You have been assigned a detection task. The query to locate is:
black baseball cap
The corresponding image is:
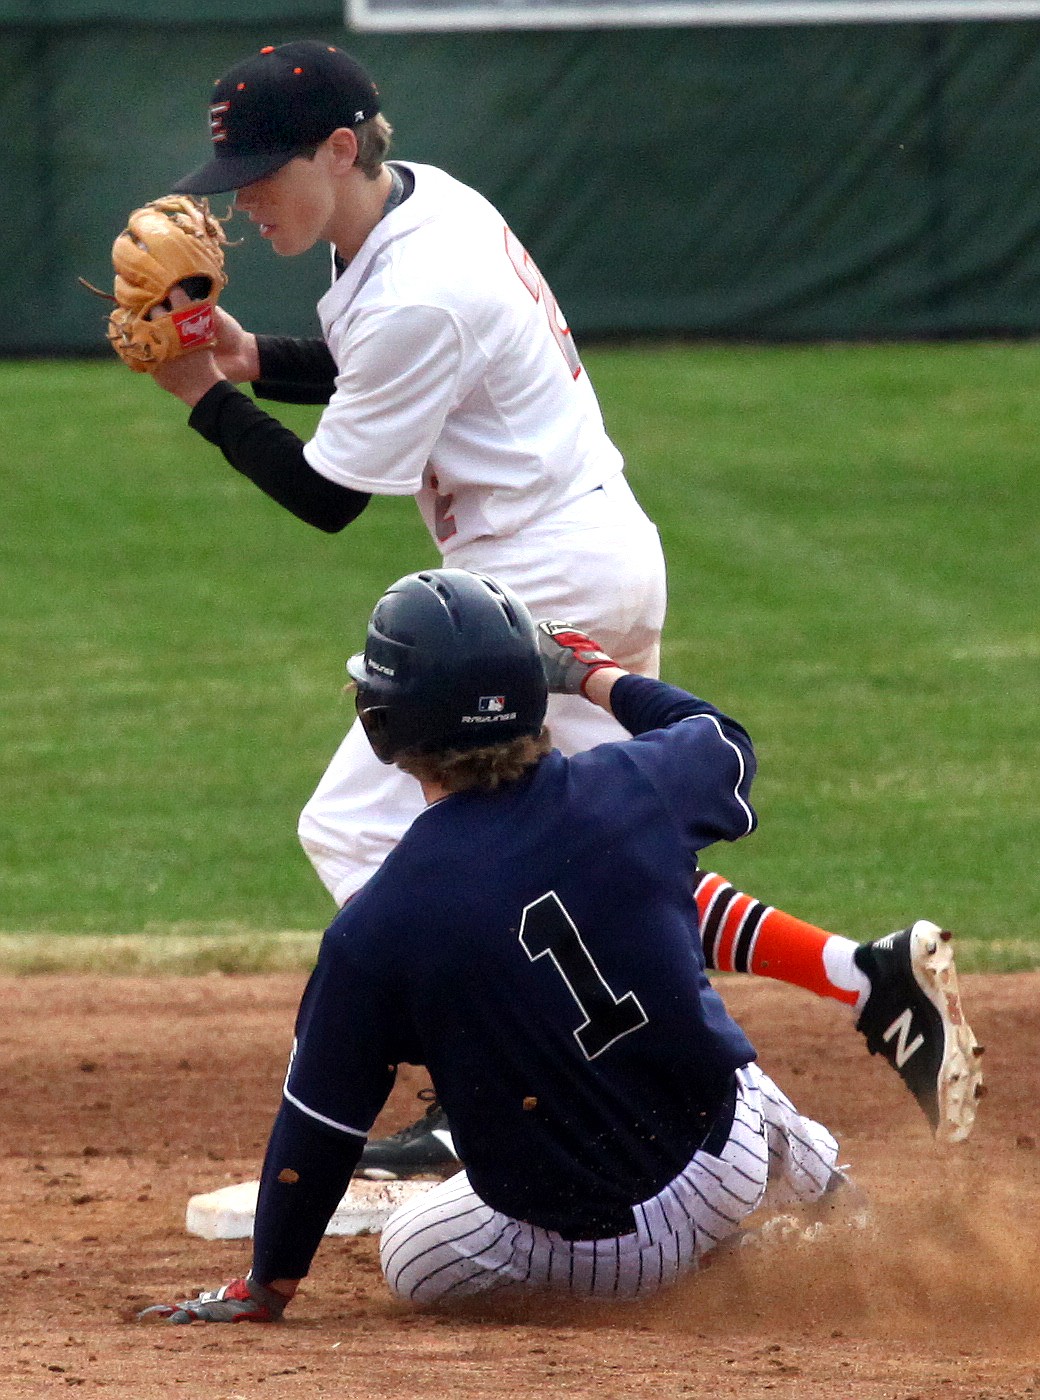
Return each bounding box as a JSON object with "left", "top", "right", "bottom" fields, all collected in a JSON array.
[{"left": 173, "top": 41, "right": 380, "bottom": 195}]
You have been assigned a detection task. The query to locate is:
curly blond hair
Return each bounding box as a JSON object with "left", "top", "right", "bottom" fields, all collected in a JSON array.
[{"left": 396, "top": 728, "right": 552, "bottom": 794}]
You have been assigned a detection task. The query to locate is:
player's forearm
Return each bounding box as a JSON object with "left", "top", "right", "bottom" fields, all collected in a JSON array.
[
  {"left": 250, "top": 1101, "right": 365, "bottom": 1289},
  {"left": 258, "top": 1275, "right": 300, "bottom": 1302},
  {"left": 188, "top": 382, "right": 371, "bottom": 531},
  {"left": 582, "top": 665, "right": 626, "bottom": 711},
  {"left": 151, "top": 351, "right": 227, "bottom": 408},
  {"left": 608, "top": 673, "right": 755, "bottom": 750}
]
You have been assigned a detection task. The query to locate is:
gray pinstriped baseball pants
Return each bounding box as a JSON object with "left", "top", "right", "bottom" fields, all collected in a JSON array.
[{"left": 378, "top": 1062, "right": 839, "bottom": 1305}]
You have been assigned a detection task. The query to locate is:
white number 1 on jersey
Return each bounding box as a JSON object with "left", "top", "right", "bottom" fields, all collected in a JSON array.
[{"left": 519, "top": 890, "right": 649, "bottom": 1060}]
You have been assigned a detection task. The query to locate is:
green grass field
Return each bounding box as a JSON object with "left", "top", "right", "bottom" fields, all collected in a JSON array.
[{"left": 2, "top": 346, "right": 1038, "bottom": 971}]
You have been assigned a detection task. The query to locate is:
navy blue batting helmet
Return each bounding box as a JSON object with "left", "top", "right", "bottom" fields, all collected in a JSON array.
[{"left": 347, "top": 569, "right": 549, "bottom": 764}]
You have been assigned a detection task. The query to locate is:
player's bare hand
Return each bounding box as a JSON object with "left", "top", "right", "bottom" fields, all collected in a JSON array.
[
  {"left": 150, "top": 346, "right": 225, "bottom": 406},
  {"left": 537, "top": 621, "right": 622, "bottom": 696},
  {"left": 210, "top": 306, "right": 261, "bottom": 383},
  {"left": 137, "top": 1275, "right": 287, "bottom": 1324}
]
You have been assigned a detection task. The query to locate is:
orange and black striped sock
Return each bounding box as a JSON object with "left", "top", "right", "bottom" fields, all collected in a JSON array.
[{"left": 693, "top": 870, "right": 864, "bottom": 1008}]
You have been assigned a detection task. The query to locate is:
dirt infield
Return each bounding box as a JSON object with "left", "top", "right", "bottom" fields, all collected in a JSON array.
[{"left": 2, "top": 971, "right": 1038, "bottom": 1399}]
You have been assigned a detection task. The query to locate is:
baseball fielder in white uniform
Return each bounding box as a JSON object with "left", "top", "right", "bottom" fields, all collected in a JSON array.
[
  {"left": 161, "top": 41, "right": 666, "bottom": 908},
  {"left": 147, "top": 41, "right": 982, "bottom": 1153},
  {"left": 297, "top": 160, "right": 666, "bottom": 903}
]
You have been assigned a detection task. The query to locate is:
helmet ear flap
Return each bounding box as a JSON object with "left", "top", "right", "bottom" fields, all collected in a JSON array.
[{"left": 355, "top": 702, "right": 394, "bottom": 763}]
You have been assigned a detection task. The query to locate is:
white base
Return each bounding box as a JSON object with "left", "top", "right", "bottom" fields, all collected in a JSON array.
[{"left": 185, "top": 1177, "right": 436, "bottom": 1240}]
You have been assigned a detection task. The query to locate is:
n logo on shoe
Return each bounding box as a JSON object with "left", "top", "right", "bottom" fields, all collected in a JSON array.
[{"left": 882, "top": 1009, "right": 924, "bottom": 1067}]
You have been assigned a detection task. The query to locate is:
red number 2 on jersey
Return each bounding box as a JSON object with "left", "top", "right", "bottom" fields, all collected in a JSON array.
[
  {"left": 424, "top": 468, "right": 458, "bottom": 544},
  {"left": 504, "top": 227, "right": 583, "bottom": 381}
]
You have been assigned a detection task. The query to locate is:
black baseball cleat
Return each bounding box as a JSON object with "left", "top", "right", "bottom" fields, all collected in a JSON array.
[
  {"left": 854, "top": 920, "right": 984, "bottom": 1144},
  {"left": 357, "top": 1091, "right": 460, "bottom": 1181}
]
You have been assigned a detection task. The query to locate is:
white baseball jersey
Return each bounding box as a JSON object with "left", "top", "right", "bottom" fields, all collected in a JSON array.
[
  {"left": 297, "top": 163, "right": 668, "bottom": 906},
  {"left": 303, "top": 162, "right": 624, "bottom": 552}
]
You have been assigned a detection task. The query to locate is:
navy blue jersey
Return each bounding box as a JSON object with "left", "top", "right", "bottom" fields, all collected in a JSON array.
[{"left": 276, "top": 676, "right": 759, "bottom": 1242}]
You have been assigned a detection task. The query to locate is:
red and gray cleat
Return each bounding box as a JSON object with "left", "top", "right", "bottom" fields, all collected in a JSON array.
[{"left": 854, "top": 920, "right": 985, "bottom": 1144}]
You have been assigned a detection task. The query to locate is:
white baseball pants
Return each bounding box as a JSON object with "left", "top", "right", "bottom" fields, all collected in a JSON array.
[
  {"left": 299, "top": 476, "right": 667, "bottom": 906},
  {"left": 378, "top": 1063, "right": 839, "bottom": 1306}
]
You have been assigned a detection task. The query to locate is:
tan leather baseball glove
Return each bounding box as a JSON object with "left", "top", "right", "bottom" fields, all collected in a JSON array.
[{"left": 103, "top": 195, "right": 229, "bottom": 373}]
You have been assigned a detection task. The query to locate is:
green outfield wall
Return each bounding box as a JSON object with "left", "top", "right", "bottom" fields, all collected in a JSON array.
[{"left": 5, "top": 7, "right": 1040, "bottom": 348}]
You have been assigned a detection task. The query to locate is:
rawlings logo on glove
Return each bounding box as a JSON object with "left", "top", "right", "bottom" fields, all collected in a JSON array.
[{"left": 80, "top": 194, "right": 229, "bottom": 373}]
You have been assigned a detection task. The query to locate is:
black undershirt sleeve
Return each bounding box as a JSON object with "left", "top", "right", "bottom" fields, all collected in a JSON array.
[
  {"left": 252, "top": 334, "right": 337, "bottom": 405},
  {"left": 187, "top": 380, "right": 370, "bottom": 533}
]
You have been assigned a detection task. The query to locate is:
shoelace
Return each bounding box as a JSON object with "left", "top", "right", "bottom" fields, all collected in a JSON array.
[{"left": 383, "top": 1089, "right": 442, "bottom": 1143}]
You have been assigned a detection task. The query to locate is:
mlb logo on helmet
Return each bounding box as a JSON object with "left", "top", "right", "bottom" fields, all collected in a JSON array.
[{"left": 478, "top": 696, "right": 505, "bottom": 713}]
